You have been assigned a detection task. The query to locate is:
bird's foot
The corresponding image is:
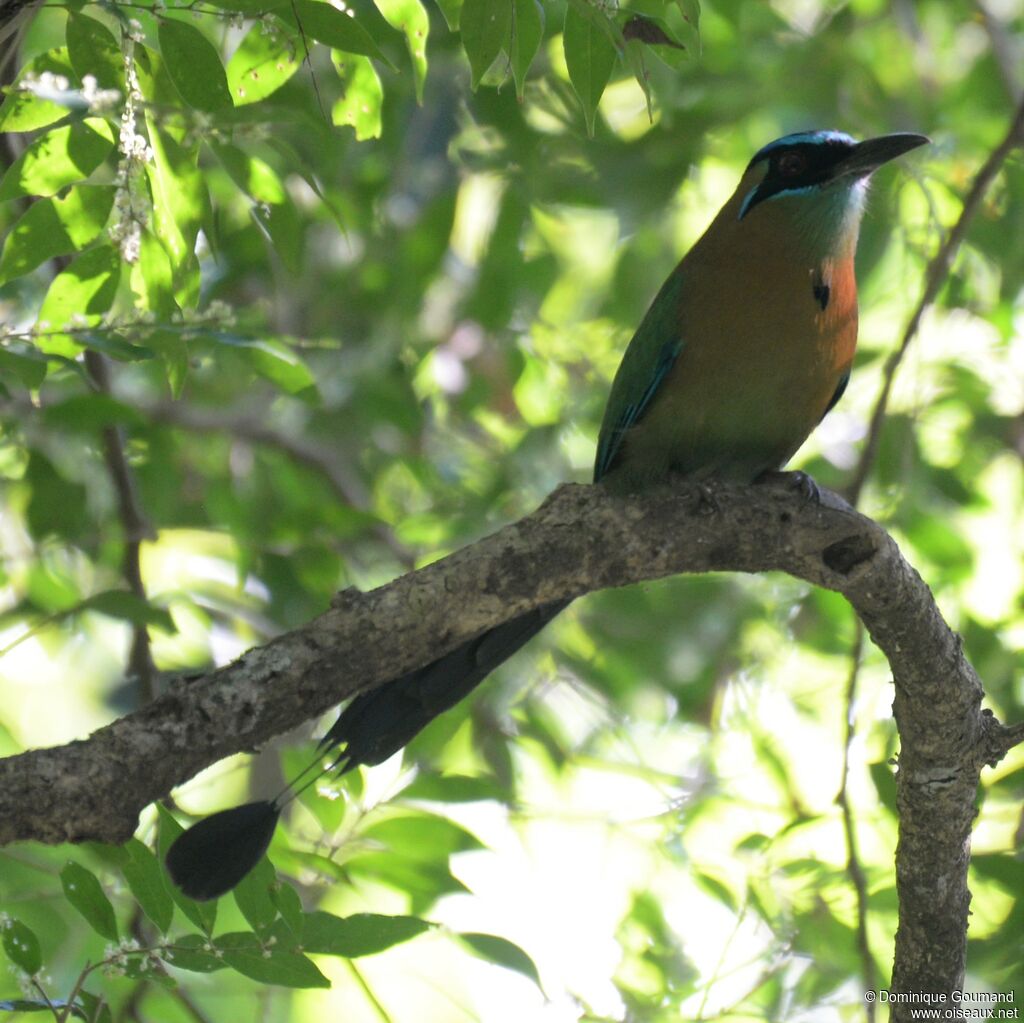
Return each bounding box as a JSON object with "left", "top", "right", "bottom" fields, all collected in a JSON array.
[{"left": 755, "top": 469, "right": 821, "bottom": 505}]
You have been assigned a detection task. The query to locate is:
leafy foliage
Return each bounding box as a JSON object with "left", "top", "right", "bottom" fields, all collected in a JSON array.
[{"left": 0, "top": 0, "right": 1022, "bottom": 1019}]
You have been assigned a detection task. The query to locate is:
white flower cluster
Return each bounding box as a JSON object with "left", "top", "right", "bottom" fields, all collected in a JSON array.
[
  {"left": 21, "top": 69, "right": 69, "bottom": 91},
  {"left": 108, "top": 28, "right": 153, "bottom": 264},
  {"left": 7, "top": 963, "right": 50, "bottom": 998},
  {"left": 80, "top": 74, "right": 121, "bottom": 110},
  {"left": 259, "top": 18, "right": 284, "bottom": 41},
  {"left": 102, "top": 937, "right": 143, "bottom": 977},
  {"left": 176, "top": 299, "right": 236, "bottom": 325},
  {"left": 17, "top": 70, "right": 120, "bottom": 111}
]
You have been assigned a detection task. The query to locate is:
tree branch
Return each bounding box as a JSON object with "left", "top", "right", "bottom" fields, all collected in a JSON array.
[{"left": 0, "top": 479, "right": 1019, "bottom": 1003}]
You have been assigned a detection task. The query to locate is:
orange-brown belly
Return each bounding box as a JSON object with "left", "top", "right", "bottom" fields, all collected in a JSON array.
[{"left": 616, "top": 254, "right": 857, "bottom": 485}]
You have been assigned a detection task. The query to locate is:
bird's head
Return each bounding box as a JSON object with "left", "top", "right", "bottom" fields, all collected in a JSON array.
[{"left": 732, "top": 130, "right": 929, "bottom": 256}]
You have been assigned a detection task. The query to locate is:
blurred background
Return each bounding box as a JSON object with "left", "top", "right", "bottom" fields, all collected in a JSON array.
[{"left": 0, "top": 0, "right": 1022, "bottom": 1019}]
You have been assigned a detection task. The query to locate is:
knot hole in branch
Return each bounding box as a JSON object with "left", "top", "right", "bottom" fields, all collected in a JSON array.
[{"left": 822, "top": 533, "right": 876, "bottom": 575}]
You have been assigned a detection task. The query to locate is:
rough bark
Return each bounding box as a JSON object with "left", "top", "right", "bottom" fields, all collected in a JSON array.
[{"left": 0, "top": 478, "right": 1020, "bottom": 1009}]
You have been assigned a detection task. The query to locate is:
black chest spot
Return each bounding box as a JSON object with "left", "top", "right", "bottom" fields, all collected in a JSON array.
[{"left": 812, "top": 280, "right": 830, "bottom": 311}]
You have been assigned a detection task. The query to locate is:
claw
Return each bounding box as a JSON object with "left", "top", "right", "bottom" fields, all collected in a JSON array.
[{"left": 755, "top": 469, "right": 821, "bottom": 505}]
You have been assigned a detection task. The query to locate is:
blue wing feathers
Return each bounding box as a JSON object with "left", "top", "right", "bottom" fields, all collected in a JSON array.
[{"left": 594, "top": 337, "right": 682, "bottom": 481}]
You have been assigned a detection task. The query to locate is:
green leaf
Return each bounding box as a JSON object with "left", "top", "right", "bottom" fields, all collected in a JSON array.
[
  {"left": 134, "top": 46, "right": 204, "bottom": 306},
  {"left": 211, "top": 336, "right": 317, "bottom": 394},
  {"left": 433, "top": 0, "right": 462, "bottom": 31},
  {"left": 81, "top": 589, "right": 175, "bottom": 632},
  {"left": 164, "top": 933, "right": 227, "bottom": 973},
  {"left": 511, "top": 0, "right": 542, "bottom": 100},
  {"left": 25, "top": 452, "right": 89, "bottom": 541},
  {"left": 0, "top": 347, "right": 48, "bottom": 389},
  {"left": 694, "top": 871, "right": 739, "bottom": 912},
  {"left": 233, "top": 858, "right": 278, "bottom": 935},
  {"left": 347, "top": 0, "right": 407, "bottom": 48},
  {"left": 360, "top": 812, "right": 484, "bottom": 860},
  {"left": 251, "top": 192, "right": 303, "bottom": 274},
  {"left": 281, "top": 1, "right": 388, "bottom": 62},
  {"left": 460, "top": 0, "right": 511, "bottom": 88},
  {"left": 622, "top": 13, "right": 688, "bottom": 71},
  {"left": 35, "top": 245, "right": 120, "bottom": 356},
  {"left": 0, "top": 90, "right": 68, "bottom": 134},
  {"left": 0, "top": 118, "right": 115, "bottom": 201},
  {"left": 66, "top": 12, "right": 124, "bottom": 91},
  {"left": 398, "top": 772, "right": 504, "bottom": 803},
  {"left": 563, "top": 3, "right": 616, "bottom": 136},
  {"left": 270, "top": 882, "right": 304, "bottom": 938},
  {"left": 620, "top": 38, "right": 652, "bottom": 120},
  {"left": 301, "top": 911, "right": 431, "bottom": 956},
  {"left": 376, "top": 0, "right": 429, "bottom": 101},
  {"left": 74, "top": 991, "right": 112, "bottom": 1023},
  {"left": 1, "top": 918, "right": 42, "bottom": 975},
  {"left": 216, "top": 932, "right": 330, "bottom": 988},
  {"left": 225, "top": 22, "right": 301, "bottom": 105},
  {"left": 130, "top": 230, "right": 178, "bottom": 325},
  {"left": 78, "top": 331, "right": 155, "bottom": 361},
  {"left": 213, "top": 144, "right": 285, "bottom": 202},
  {"left": 0, "top": 49, "right": 77, "bottom": 132},
  {"left": 158, "top": 19, "right": 233, "bottom": 112},
  {"left": 0, "top": 186, "right": 115, "bottom": 284},
  {"left": 0, "top": 1000, "right": 88, "bottom": 1019},
  {"left": 41, "top": 394, "right": 143, "bottom": 431},
  {"left": 121, "top": 838, "right": 174, "bottom": 933},
  {"left": 61, "top": 861, "right": 119, "bottom": 941},
  {"left": 674, "top": 0, "right": 701, "bottom": 29},
  {"left": 331, "top": 53, "right": 383, "bottom": 140},
  {"left": 202, "top": 0, "right": 291, "bottom": 12},
  {"left": 144, "top": 124, "right": 206, "bottom": 302},
  {"left": 156, "top": 805, "right": 218, "bottom": 934},
  {"left": 457, "top": 932, "right": 541, "bottom": 987},
  {"left": 213, "top": 144, "right": 303, "bottom": 270},
  {"left": 142, "top": 328, "right": 189, "bottom": 397},
  {"left": 869, "top": 760, "right": 898, "bottom": 816},
  {"left": 348, "top": 812, "right": 480, "bottom": 908}
]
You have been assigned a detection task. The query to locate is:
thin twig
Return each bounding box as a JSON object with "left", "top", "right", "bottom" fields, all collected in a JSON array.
[
  {"left": 169, "top": 985, "right": 216, "bottom": 1023},
  {"left": 27, "top": 976, "right": 59, "bottom": 1021},
  {"left": 84, "top": 350, "right": 159, "bottom": 704},
  {"left": 846, "top": 94, "right": 1024, "bottom": 505},
  {"left": 835, "top": 622, "right": 876, "bottom": 1021},
  {"left": 55, "top": 960, "right": 92, "bottom": 1023},
  {"left": 34, "top": 0, "right": 273, "bottom": 15},
  {"left": 289, "top": 0, "right": 326, "bottom": 122},
  {"left": 141, "top": 399, "right": 415, "bottom": 567},
  {"left": 975, "top": 0, "right": 1023, "bottom": 103},
  {"left": 345, "top": 959, "right": 395, "bottom": 1023}
]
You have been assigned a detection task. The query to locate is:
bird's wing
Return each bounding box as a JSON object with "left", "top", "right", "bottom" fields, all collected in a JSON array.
[{"left": 593, "top": 270, "right": 685, "bottom": 482}]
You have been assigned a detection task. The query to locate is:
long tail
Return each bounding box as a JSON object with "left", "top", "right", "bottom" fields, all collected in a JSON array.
[{"left": 165, "top": 600, "right": 570, "bottom": 900}]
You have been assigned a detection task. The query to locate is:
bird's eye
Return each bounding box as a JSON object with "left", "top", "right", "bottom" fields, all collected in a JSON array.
[{"left": 778, "top": 151, "right": 807, "bottom": 177}]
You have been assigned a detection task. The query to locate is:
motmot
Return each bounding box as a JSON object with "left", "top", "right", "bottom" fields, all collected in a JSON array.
[{"left": 167, "top": 129, "right": 928, "bottom": 899}]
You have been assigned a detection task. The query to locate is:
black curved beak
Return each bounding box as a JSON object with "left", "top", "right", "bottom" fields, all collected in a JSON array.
[{"left": 835, "top": 132, "right": 930, "bottom": 179}]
